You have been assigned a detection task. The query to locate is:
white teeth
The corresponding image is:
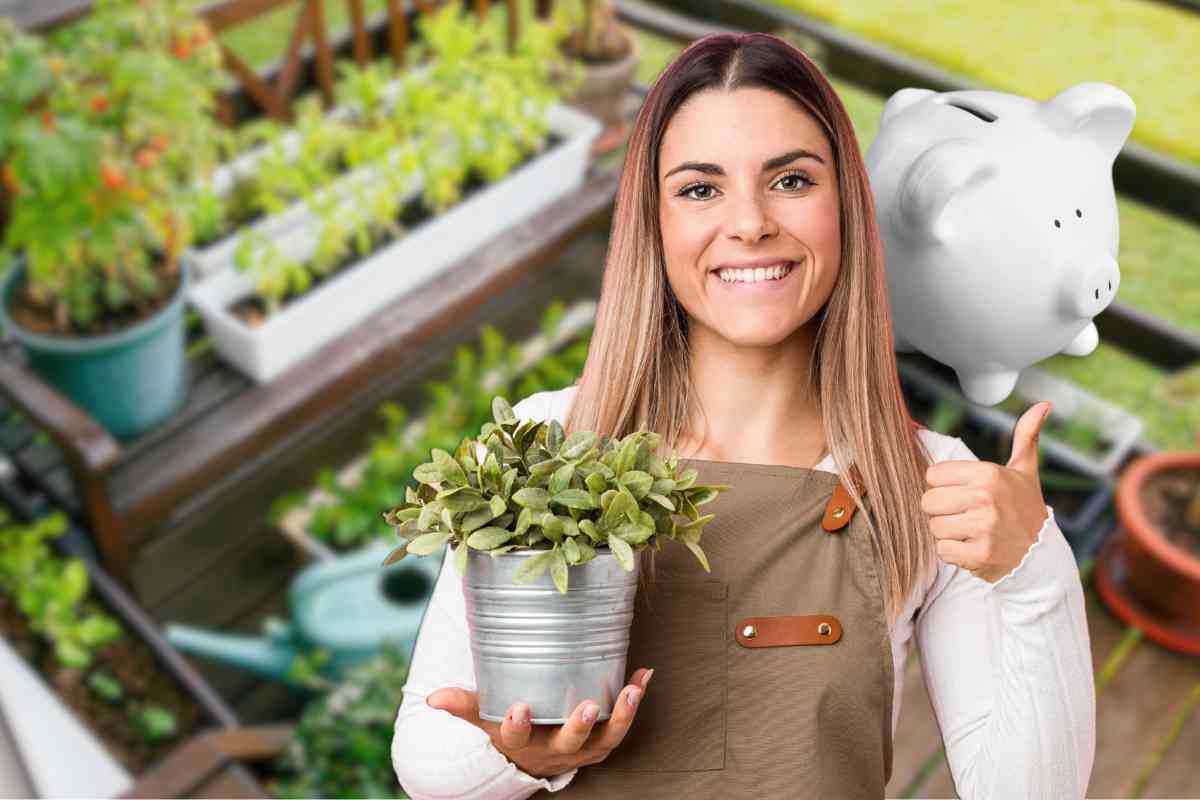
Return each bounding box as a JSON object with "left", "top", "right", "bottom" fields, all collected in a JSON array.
[{"left": 717, "top": 262, "right": 794, "bottom": 283}]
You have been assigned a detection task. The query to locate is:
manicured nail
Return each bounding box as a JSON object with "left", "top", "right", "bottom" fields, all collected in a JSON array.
[
  {"left": 642, "top": 669, "right": 654, "bottom": 689},
  {"left": 581, "top": 703, "right": 598, "bottom": 723},
  {"left": 626, "top": 687, "right": 643, "bottom": 707},
  {"left": 515, "top": 704, "right": 530, "bottom": 725}
]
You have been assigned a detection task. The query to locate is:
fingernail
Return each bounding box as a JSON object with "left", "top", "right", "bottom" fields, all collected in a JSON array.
[
  {"left": 581, "top": 703, "right": 598, "bottom": 723},
  {"left": 515, "top": 704, "right": 530, "bottom": 725},
  {"left": 642, "top": 669, "right": 654, "bottom": 689},
  {"left": 626, "top": 686, "right": 643, "bottom": 707}
]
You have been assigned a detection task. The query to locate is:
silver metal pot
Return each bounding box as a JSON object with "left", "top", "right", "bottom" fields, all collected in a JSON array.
[{"left": 463, "top": 546, "right": 639, "bottom": 724}]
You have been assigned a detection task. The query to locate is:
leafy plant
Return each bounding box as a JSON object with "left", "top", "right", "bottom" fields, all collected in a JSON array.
[
  {"left": 0, "top": 510, "right": 123, "bottom": 669},
  {"left": 267, "top": 643, "right": 409, "bottom": 800},
  {"left": 380, "top": 396, "right": 731, "bottom": 593},
  {"left": 129, "top": 703, "right": 177, "bottom": 743},
  {"left": 87, "top": 668, "right": 124, "bottom": 703},
  {"left": 0, "top": 0, "right": 225, "bottom": 334},
  {"left": 556, "top": 0, "right": 631, "bottom": 62}
]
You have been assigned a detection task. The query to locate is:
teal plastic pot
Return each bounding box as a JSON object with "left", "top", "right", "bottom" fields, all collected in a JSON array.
[{"left": 0, "top": 256, "right": 190, "bottom": 440}]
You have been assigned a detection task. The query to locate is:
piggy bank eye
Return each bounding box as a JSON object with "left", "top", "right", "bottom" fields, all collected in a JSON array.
[
  {"left": 1075, "top": 209, "right": 1082, "bottom": 218},
  {"left": 1054, "top": 219, "right": 1062, "bottom": 228}
]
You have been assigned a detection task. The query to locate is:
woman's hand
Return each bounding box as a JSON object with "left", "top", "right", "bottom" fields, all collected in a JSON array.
[
  {"left": 425, "top": 667, "right": 654, "bottom": 779},
  {"left": 922, "top": 401, "right": 1053, "bottom": 584}
]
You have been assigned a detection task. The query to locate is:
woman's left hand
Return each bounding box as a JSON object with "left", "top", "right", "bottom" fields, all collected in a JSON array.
[{"left": 922, "top": 401, "right": 1053, "bottom": 583}]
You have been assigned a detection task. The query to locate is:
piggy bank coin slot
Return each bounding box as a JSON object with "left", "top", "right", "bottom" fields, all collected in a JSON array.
[{"left": 943, "top": 100, "right": 997, "bottom": 123}]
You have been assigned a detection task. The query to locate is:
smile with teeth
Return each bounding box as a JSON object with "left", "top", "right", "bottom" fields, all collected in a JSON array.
[{"left": 716, "top": 261, "right": 796, "bottom": 283}]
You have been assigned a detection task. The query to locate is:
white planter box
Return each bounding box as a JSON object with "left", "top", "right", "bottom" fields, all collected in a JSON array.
[
  {"left": 0, "top": 635, "right": 131, "bottom": 798},
  {"left": 188, "top": 102, "right": 602, "bottom": 384},
  {"left": 184, "top": 78, "right": 411, "bottom": 281}
]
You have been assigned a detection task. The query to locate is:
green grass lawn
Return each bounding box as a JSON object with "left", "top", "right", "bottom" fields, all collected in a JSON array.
[{"left": 764, "top": 0, "right": 1200, "bottom": 169}]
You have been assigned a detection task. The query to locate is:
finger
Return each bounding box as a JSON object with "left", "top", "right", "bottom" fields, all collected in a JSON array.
[
  {"left": 499, "top": 703, "right": 533, "bottom": 751},
  {"left": 928, "top": 512, "right": 974, "bottom": 542},
  {"left": 935, "top": 537, "right": 981, "bottom": 570},
  {"left": 925, "top": 458, "right": 993, "bottom": 488},
  {"left": 591, "top": 681, "right": 647, "bottom": 752},
  {"left": 921, "top": 485, "right": 988, "bottom": 517},
  {"left": 426, "top": 687, "right": 481, "bottom": 725},
  {"left": 548, "top": 700, "right": 601, "bottom": 754},
  {"left": 1007, "top": 401, "right": 1052, "bottom": 477}
]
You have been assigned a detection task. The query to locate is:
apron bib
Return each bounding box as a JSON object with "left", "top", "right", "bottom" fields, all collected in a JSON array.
[{"left": 546, "top": 458, "right": 894, "bottom": 798}]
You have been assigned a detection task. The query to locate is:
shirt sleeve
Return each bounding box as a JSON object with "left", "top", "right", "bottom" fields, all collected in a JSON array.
[
  {"left": 392, "top": 393, "right": 580, "bottom": 798},
  {"left": 913, "top": 436, "right": 1096, "bottom": 800}
]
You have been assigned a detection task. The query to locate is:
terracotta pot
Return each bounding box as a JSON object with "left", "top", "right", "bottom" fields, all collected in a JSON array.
[
  {"left": 555, "top": 22, "right": 640, "bottom": 146},
  {"left": 1094, "top": 449, "right": 1200, "bottom": 656}
]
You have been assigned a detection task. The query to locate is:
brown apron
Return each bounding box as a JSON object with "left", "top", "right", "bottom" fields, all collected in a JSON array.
[{"left": 546, "top": 457, "right": 894, "bottom": 798}]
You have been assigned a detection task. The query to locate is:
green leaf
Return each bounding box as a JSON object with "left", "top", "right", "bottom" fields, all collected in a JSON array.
[
  {"left": 551, "top": 488, "right": 594, "bottom": 510},
  {"left": 619, "top": 470, "right": 653, "bottom": 498},
  {"left": 549, "top": 462, "right": 574, "bottom": 495},
  {"left": 606, "top": 533, "right": 634, "bottom": 572},
  {"left": 454, "top": 540, "right": 470, "bottom": 576},
  {"left": 550, "top": 547, "right": 569, "bottom": 594},
  {"left": 493, "top": 395, "right": 517, "bottom": 425},
  {"left": 675, "top": 468, "right": 699, "bottom": 491},
  {"left": 683, "top": 540, "right": 711, "bottom": 572},
  {"left": 562, "top": 535, "right": 581, "bottom": 564},
  {"left": 407, "top": 530, "right": 452, "bottom": 555},
  {"left": 512, "top": 487, "right": 549, "bottom": 510},
  {"left": 512, "top": 549, "right": 556, "bottom": 584},
  {"left": 646, "top": 492, "right": 675, "bottom": 511},
  {"left": 561, "top": 431, "right": 598, "bottom": 460},
  {"left": 413, "top": 461, "right": 442, "bottom": 484},
  {"left": 466, "top": 526, "right": 514, "bottom": 550},
  {"left": 432, "top": 448, "right": 468, "bottom": 486},
  {"left": 380, "top": 543, "right": 408, "bottom": 566}
]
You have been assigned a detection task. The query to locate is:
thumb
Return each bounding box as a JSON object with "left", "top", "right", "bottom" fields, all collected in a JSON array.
[
  {"left": 426, "top": 687, "right": 480, "bottom": 722},
  {"left": 1007, "top": 401, "right": 1052, "bottom": 476}
]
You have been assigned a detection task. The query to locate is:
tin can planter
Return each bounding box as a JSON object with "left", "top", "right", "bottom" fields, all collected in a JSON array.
[
  {"left": 463, "top": 546, "right": 639, "bottom": 724},
  {"left": 1094, "top": 448, "right": 1200, "bottom": 656},
  {"left": 0, "top": 256, "right": 190, "bottom": 440}
]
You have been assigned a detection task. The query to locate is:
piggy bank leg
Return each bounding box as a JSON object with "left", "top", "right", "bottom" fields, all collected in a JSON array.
[
  {"left": 956, "top": 367, "right": 1020, "bottom": 406},
  {"left": 1060, "top": 322, "right": 1099, "bottom": 357}
]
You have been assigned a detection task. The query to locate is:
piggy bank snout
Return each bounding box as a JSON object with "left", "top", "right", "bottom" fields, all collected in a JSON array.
[{"left": 1059, "top": 253, "right": 1120, "bottom": 320}]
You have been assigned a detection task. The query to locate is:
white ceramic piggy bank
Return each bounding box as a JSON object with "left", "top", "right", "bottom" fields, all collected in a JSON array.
[{"left": 865, "top": 82, "right": 1136, "bottom": 406}]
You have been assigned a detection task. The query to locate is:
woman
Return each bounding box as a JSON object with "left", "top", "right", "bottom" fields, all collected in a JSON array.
[{"left": 392, "top": 31, "right": 1094, "bottom": 799}]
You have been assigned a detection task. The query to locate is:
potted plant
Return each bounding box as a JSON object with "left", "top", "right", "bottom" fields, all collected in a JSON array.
[
  {"left": 0, "top": 2, "right": 224, "bottom": 439},
  {"left": 552, "top": 0, "right": 641, "bottom": 153},
  {"left": 187, "top": 3, "right": 602, "bottom": 383},
  {"left": 1094, "top": 432, "right": 1200, "bottom": 656},
  {"left": 379, "top": 395, "right": 729, "bottom": 724}
]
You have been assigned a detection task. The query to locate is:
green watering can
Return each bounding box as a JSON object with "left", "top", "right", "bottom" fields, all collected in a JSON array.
[{"left": 164, "top": 539, "right": 446, "bottom": 686}]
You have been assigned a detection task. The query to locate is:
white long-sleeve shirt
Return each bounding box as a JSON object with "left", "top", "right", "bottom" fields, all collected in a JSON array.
[{"left": 392, "top": 385, "right": 1096, "bottom": 799}]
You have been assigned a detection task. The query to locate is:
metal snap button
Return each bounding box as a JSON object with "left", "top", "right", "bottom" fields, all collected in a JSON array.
[
  {"left": 742, "top": 624, "right": 757, "bottom": 639},
  {"left": 818, "top": 622, "right": 832, "bottom": 636},
  {"left": 831, "top": 506, "right": 846, "bottom": 519}
]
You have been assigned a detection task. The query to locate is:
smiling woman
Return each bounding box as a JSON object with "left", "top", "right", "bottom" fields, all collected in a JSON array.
[{"left": 391, "top": 31, "right": 1095, "bottom": 800}]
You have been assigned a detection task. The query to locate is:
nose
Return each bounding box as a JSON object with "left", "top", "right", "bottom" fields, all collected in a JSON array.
[
  {"left": 726, "top": 193, "right": 777, "bottom": 242},
  {"left": 1058, "top": 251, "right": 1120, "bottom": 320}
]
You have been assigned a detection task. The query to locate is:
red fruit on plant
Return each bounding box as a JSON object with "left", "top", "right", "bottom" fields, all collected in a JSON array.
[
  {"left": 150, "top": 134, "right": 169, "bottom": 152},
  {"left": 40, "top": 111, "right": 55, "bottom": 131},
  {"left": 90, "top": 94, "right": 110, "bottom": 113},
  {"left": 135, "top": 148, "right": 158, "bottom": 169},
  {"left": 173, "top": 37, "right": 192, "bottom": 59},
  {"left": 101, "top": 163, "right": 126, "bottom": 190},
  {"left": 190, "top": 23, "right": 212, "bottom": 47},
  {"left": 2, "top": 163, "right": 19, "bottom": 194}
]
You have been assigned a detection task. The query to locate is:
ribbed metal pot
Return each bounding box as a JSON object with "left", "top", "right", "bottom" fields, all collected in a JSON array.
[{"left": 464, "top": 546, "right": 639, "bottom": 724}]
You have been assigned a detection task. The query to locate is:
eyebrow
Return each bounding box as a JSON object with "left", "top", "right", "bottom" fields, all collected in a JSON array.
[{"left": 662, "top": 148, "right": 826, "bottom": 181}]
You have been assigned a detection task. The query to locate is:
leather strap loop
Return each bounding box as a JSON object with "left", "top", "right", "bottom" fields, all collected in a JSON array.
[{"left": 735, "top": 614, "right": 843, "bottom": 647}]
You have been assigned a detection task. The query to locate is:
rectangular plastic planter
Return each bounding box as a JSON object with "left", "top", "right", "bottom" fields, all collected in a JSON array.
[
  {"left": 188, "top": 102, "right": 602, "bottom": 384},
  {"left": 898, "top": 360, "right": 1144, "bottom": 480}
]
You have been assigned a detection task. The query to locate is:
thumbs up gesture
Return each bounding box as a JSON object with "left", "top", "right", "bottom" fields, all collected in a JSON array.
[{"left": 922, "top": 401, "right": 1054, "bottom": 583}]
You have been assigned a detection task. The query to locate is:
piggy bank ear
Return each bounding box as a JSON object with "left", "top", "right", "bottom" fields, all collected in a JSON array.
[
  {"left": 897, "top": 138, "right": 996, "bottom": 240},
  {"left": 880, "top": 88, "right": 936, "bottom": 126},
  {"left": 1037, "top": 82, "right": 1136, "bottom": 163}
]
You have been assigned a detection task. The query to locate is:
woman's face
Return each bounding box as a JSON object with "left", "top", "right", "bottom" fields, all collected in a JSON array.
[{"left": 658, "top": 87, "right": 841, "bottom": 348}]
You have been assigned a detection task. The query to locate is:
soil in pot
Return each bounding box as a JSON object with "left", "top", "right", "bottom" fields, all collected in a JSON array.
[
  {"left": 7, "top": 261, "right": 183, "bottom": 339},
  {"left": 226, "top": 133, "right": 565, "bottom": 326},
  {"left": 1139, "top": 465, "right": 1200, "bottom": 560},
  {"left": 0, "top": 584, "right": 206, "bottom": 775}
]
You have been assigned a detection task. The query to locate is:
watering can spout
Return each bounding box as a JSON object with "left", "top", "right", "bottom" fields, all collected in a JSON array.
[{"left": 165, "top": 623, "right": 299, "bottom": 683}]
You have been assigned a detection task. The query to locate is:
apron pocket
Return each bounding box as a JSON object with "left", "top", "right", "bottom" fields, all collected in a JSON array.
[{"left": 592, "top": 579, "right": 727, "bottom": 772}]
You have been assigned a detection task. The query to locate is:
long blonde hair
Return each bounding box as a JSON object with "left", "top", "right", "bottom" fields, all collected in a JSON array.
[{"left": 564, "top": 31, "right": 937, "bottom": 628}]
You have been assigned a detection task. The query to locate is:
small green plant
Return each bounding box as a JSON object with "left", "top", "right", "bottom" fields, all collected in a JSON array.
[
  {"left": 267, "top": 643, "right": 409, "bottom": 800},
  {"left": 87, "top": 668, "right": 124, "bottom": 703},
  {"left": 380, "top": 396, "right": 731, "bottom": 593},
  {"left": 129, "top": 702, "right": 177, "bottom": 743},
  {"left": 0, "top": 510, "right": 123, "bottom": 669}
]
